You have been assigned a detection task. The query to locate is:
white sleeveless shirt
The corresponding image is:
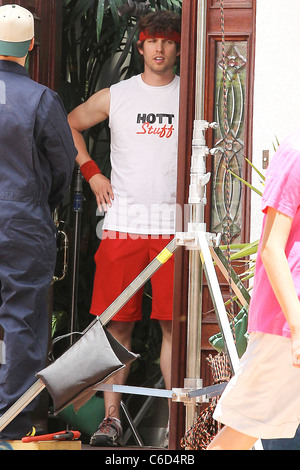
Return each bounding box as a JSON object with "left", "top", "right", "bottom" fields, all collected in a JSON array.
[{"left": 103, "top": 74, "right": 180, "bottom": 235}]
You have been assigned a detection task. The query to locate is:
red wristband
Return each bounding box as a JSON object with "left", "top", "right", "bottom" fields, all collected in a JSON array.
[{"left": 80, "top": 160, "right": 101, "bottom": 182}]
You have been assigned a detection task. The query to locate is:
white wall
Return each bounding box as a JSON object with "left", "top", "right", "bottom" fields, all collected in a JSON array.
[{"left": 251, "top": 0, "right": 300, "bottom": 241}]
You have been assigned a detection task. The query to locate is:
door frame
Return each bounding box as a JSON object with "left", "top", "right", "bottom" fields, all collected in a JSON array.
[{"left": 0, "top": 0, "right": 62, "bottom": 91}]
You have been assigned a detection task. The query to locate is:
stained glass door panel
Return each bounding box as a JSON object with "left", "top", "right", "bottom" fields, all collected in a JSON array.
[{"left": 211, "top": 41, "right": 248, "bottom": 243}]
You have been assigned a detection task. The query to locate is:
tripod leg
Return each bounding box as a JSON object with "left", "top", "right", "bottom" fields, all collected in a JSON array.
[
  {"left": 198, "top": 232, "right": 239, "bottom": 373},
  {"left": 199, "top": 234, "right": 264, "bottom": 451}
]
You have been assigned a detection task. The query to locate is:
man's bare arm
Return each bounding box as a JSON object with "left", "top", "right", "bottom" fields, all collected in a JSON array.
[
  {"left": 68, "top": 89, "right": 114, "bottom": 211},
  {"left": 68, "top": 88, "right": 110, "bottom": 164}
]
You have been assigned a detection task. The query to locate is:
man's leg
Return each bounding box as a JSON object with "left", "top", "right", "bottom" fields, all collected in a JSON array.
[
  {"left": 159, "top": 320, "right": 172, "bottom": 390},
  {"left": 149, "top": 236, "right": 174, "bottom": 446},
  {"left": 90, "top": 320, "right": 136, "bottom": 447},
  {"left": 103, "top": 320, "right": 136, "bottom": 419},
  {"left": 89, "top": 232, "right": 148, "bottom": 446},
  {"left": 0, "top": 214, "right": 56, "bottom": 439}
]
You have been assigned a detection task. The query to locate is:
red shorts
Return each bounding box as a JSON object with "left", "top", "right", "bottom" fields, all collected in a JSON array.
[{"left": 90, "top": 231, "right": 174, "bottom": 322}]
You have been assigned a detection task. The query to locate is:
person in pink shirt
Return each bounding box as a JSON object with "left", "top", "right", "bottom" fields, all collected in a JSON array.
[{"left": 208, "top": 129, "right": 300, "bottom": 450}]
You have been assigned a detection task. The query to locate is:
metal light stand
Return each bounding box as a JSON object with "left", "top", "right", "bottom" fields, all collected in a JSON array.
[
  {"left": 173, "top": 0, "right": 238, "bottom": 431},
  {"left": 176, "top": 119, "right": 240, "bottom": 432},
  {"left": 176, "top": 120, "right": 263, "bottom": 452},
  {"left": 70, "top": 166, "right": 84, "bottom": 345}
]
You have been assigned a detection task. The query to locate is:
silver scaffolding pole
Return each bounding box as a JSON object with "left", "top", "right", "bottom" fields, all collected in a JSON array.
[{"left": 177, "top": 118, "right": 240, "bottom": 433}]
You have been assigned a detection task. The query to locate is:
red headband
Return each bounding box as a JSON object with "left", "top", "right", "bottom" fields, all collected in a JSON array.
[{"left": 139, "top": 30, "right": 181, "bottom": 44}]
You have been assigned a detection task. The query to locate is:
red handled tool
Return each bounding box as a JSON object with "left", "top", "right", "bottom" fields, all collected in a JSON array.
[{"left": 22, "top": 430, "right": 81, "bottom": 443}]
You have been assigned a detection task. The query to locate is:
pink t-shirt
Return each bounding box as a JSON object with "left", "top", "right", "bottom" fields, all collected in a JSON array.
[{"left": 248, "top": 130, "right": 300, "bottom": 338}]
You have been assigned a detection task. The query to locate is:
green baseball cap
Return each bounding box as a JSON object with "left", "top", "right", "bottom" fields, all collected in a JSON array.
[{"left": 0, "top": 4, "right": 34, "bottom": 58}]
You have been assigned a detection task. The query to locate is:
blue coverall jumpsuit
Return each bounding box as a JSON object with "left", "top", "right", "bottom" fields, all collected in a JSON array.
[{"left": 0, "top": 60, "right": 77, "bottom": 439}]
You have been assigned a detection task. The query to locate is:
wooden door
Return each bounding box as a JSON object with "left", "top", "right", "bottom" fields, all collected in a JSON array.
[
  {"left": 202, "top": 0, "right": 256, "bottom": 384},
  {"left": 0, "top": 0, "right": 62, "bottom": 91},
  {"left": 170, "top": 0, "right": 256, "bottom": 449}
]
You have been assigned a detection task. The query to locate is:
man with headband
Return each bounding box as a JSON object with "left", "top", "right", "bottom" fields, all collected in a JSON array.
[{"left": 68, "top": 10, "right": 181, "bottom": 447}]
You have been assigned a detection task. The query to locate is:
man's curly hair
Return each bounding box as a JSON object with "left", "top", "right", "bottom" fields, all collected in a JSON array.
[{"left": 138, "top": 10, "right": 181, "bottom": 39}]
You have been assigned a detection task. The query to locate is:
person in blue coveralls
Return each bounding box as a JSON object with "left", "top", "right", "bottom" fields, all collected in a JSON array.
[{"left": 0, "top": 4, "right": 77, "bottom": 440}]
